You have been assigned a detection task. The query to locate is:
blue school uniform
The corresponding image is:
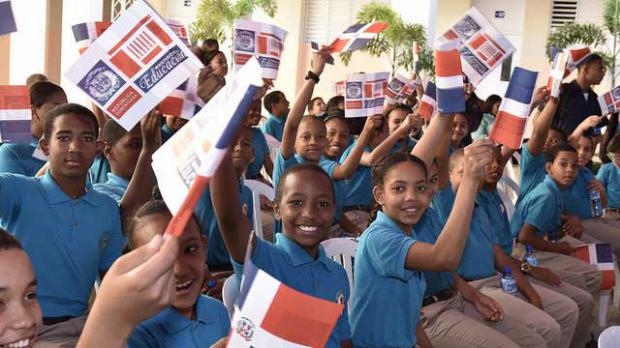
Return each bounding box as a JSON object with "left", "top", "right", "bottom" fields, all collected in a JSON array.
[
  {"left": 261, "top": 112, "right": 287, "bottom": 142},
  {"left": 433, "top": 188, "right": 497, "bottom": 280},
  {"left": 232, "top": 234, "right": 351, "bottom": 347},
  {"left": 598, "top": 162, "right": 620, "bottom": 209},
  {"left": 339, "top": 142, "right": 373, "bottom": 208},
  {"left": 565, "top": 167, "right": 596, "bottom": 218},
  {"left": 246, "top": 127, "right": 270, "bottom": 178},
  {"left": 93, "top": 173, "right": 129, "bottom": 203},
  {"left": 0, "top": 138, "right": 45, "bottom": 176},
  {"left": 89, "top": 155, "right": 111, "bottom": 184},
  {"left": 417, "top": 207, "right": 454, "bottom": 296},
  {"left": 127, "top": 295, "right": 230, "bottom": 348},
  {"left": 0, "top": 171, "right": 124, "bottom": 317},
  {"left": 195, "top": 178, "right": 253, "bottom": 268},
  {"left": 511, "top": 175, "right": 564, "bottom": 239},
  {"left": 517, "top": 144, "right": 547, "bottom": 204},
  {"left": 351, "top": 211, "right": 426, "bottom": 348},
  {"left": 161, "top": 124, "right": 175, "bottom": 144},
  {"left": 478, "top": 189, "right": 514, "bottom": 255}
]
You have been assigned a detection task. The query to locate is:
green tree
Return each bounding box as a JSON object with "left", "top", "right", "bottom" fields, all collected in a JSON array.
[
  {"left": 604, "top": 0, "right": 620, "bottom": 86},
  {"left": 339, "top": 2, "right": 428, "bottom": 77},
  {"left": 545, "top": 22, "right": 606, "bottom": 60},
  {"left": 189, "top": 0, "right": 277, "bottom": 44}
]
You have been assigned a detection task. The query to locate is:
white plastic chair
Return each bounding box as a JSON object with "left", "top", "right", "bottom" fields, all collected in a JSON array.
[
  {"left": 497, "top": 175, "right": 519, "bottom": 221},
  {"left": 222, "top": 274, "right": 240, "bottom": 318},
  {"left": 598, "top": 326, "right": 620, "bottom": 347},
  {"left": 321, "top": 238, "right": 358, "bottom": 312},
  {"left": 243, "top": 179, "right": 275, "bottom": 240}
]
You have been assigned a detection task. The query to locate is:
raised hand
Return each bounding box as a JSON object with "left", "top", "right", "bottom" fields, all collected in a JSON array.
[
  {"left": 463, "top": 139, "right": 494, "bottom": 181},
  {"left": 140, "top": 108, "right": 162, "bottom": 152}
]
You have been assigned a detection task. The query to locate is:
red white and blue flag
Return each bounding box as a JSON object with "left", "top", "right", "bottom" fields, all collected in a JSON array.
[
  {"left": 165, "top": 19, "right": 190, "bottom": 47},
  {"left": 417, "top": 80, "right": 437, "bottom": 121},
  {"left": 546, "top": 51, "right": 567, "bottom": 98},
  {"left": 0, "top": 0, "right": 17, "bottom": 35},
  {"left": 159, "top": 77, "right": 203, "bottom": 120},
  {"left": 435, "top": 40, "right": 465, "bottom": 114},
  {"left": 489, "top": 67, "right": 538, "bottom": 149},
  {"left": 153, "top": 58, "right": 263, "bottom": 237},
  {"left": 0, "top": 85, "right": 31, "bottom": 143},
  {"left": 327, "top": 22, "right": 389, "bottom": 53},
  {"left": 565, "top": 46, "right": 592, "bottom": 76},
  {"left": 574, "top": 243, "right": 615, "bottom": 290},
  {"left": 72, "top": 21, "right": 112, "bottom": 55}
]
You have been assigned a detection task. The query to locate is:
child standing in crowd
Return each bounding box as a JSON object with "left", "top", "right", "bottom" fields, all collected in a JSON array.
[
  {"left": 598, "top": 134, "right": 620, "bottom": 219},
  {"left": 243, "top": 99, "right": 274, "bottom": 180},
  {"left": 261, "top": 91, "right": 290, "bottom": 142}
]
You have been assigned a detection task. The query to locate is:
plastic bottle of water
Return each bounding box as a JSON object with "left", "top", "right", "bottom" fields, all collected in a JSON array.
[
  {"left": 525, "top": 245, "right": 538, "bottom": 267},
  {"left": 501, "top": 266, "right": 518, "bottom": 296},
  {"left": 590, "top": 189, "right": 604, "bottom": 218}
]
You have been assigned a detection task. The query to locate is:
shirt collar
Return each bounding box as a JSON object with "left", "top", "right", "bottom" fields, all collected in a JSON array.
[
  {"left": 375, "top": 210, "right": 415, "bottom": 236},
  {"left": 268, "top": 112, "right": 285, "bottom": 124},
  {"left": 41, "top": 170, "right": 98, "bottom": 206},
  {"left": 275, "top": 233, "right": 332, "bottom": 270},
  {"left": 159, "top": 297, "right": 216, "bottom": 334},
  {"left": 106, "top": 173, "right": 129, "bottom": 189}
]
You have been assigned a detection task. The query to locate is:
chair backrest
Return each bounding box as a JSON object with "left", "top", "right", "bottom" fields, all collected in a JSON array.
[
  {"left": 222, "top": 274, "right": 240, "bottom": 318},
  {"left": 599, "top": 326, "right": 620, "bottom": 348},
  {"left": 321, "top": 238, "right": 358, "bottom": 312},
  {"left": 243, "top": 179, "right": 275, "bottom": 240}
]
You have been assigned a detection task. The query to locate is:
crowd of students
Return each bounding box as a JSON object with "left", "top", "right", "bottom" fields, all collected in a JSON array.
[{"left": 0, "top": 38, "right": 620, "bottom": 348}]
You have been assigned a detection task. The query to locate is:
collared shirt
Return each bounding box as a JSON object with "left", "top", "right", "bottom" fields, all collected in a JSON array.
[
  {"left": 93, "top": 173, "right": 129, "bottom": 203},
  {"left": 195, "top": 177, "right": 253, "bottom": 268},
  {"left": 416, "top": 207, "right": 454, "bottom": 296},
  {"left": 261, "top": 112, "right": 287, "bottom": 142},
  {"left": 516, "top": 144, "right": 547, "bottom": 204},
  {"left": 0, "top": 138, "right": 45, "bottom": 176},
  {"left": 511, "top": 175, "right": 564, "bottom": 239},
  {"left": 339, "top": 141, "right": 373, "bottom": 208},
  {"left": 232, "top": 234, "right": 351, "bottom": 347},
  {"left": 478, "top": 189, "right": 514, "bottom": 255},
  {"left": 89, "top": 155, "right": 111, "bottom": 184},
  {"left": 433, "top": 188, "right": 497, "bottom": 280},
  {"left": 127, "top": 295, "right": 230, "bottom": 348},
  {"left": 565, "top": 167, "right": 596, "bottom": 219},
  {"left": 0, "top": 171, "right": 124, "bottom": 317},
  {"left": 351, "top": 211, "right": 425, "bottom": 348},
  {"left": 246, "top": 127, "right": 270, "bottom": 178},
  {"left": 598, "top": 162, "right": 620, "bottom": 209},
  {"left": 552, "top": 80, "right": 602, "bottom": 135},
  {"left": 161, "top": 124, "right": 175, "bottom": 144}
]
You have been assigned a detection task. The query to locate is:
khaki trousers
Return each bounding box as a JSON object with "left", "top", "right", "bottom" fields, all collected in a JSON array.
[
  {"left": 34, "top": 316, "right": 87, "bottom": 348},
  {"left": 581, "top": 218, "right": 620, "bottom": 261}
]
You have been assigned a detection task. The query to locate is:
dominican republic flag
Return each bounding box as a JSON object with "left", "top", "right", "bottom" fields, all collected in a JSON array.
[
  {"left": 489, "top": 67, "right": 538, "bottom": 149},
  {"left": 0, "top": 0, "right": 16, "bottom": 35},
  {"left": 165, "top": 19, "right": 190, "bottom": 47},
  {"left": 0, "top": 86, "right": 31, "bottom": 143},
  {"left": 72, "top": 22, "right": 112, "bottom": 54},
  {"left": 565, "top": 46, "right": 592, "bottom": 75},
  {"left": 546, "top": 51, "right": 567, "bottom": 98},
  {"left": 435, "top": 40, "right": 465, "bottom": 114},
  {"left": 573, "top": 243, "right": 615, "bottom": 290},
  {"left": 159, "top": 77, "right": 203, "bottom": 119},
  {"left": 326, "top": 22, "right": 388, "bottom": 54},
  {"left": 153, "top": 58, "right": 263, "bottom": 237},
  {"left": 417, "top": 81, "right": 437, "bottom": 121},
  {"left": 227, "top": 243, "right": 344, "bottom": 347}
]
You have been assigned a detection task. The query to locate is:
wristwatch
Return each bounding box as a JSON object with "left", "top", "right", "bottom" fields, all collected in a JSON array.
[
  {"left": 305, "top": 70, "right": 320, "bottom": 83},
  {"left": 520, "top": 261, "right": 532, "bottom": 274}
]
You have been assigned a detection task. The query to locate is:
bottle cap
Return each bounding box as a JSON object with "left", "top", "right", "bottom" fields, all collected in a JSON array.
[{"left": 503, "top": 266, "right": 512, "bottom": 275}]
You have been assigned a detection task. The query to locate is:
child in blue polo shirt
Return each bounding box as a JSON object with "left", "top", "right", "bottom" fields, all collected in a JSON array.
[
  {"left": 126, "top": 200, "right": 230, "bottom": 348},
  {"left": 599, "top": 134, "right": 620, "bottom": 218},
  {"left": 161, "top": 114, "right": 188, "bottom": 144},
  {"left": 0, "top": 81, "right": 67, "bottom": 176},
  {"left": 384, "top": 104, "right": 418, "bottom": 152},
  {"left": 511, "top": 144, "right": 602, "bottom": 296},
  {"left": 243, "top": 99, "right": 273, "bottom": 180},
  {"left": 211, "top": 151, "right": 352, "bottom": 347},
  {"left": 0, "top": 103, "right": 125, "bottom": 346},
  {"left": 261, "top": 90, "right": 289, "bottom": 142}
]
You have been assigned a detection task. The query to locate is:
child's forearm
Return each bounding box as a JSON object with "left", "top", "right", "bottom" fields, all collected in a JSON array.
[{"left": 412, "top": 114, "right": 452, "bottom": 168}]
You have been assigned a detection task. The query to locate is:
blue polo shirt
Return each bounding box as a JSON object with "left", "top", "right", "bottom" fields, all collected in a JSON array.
[
  {"left": 195, "top": 178, "right": 253, "bottom": 268},
  {"left": 246, "top": 127, "right": 270, "bottom": 178},
  {"left": 434, "top": 188, "right": 497, "bottom": 280},
  {"left": 511, "top": 175, "right": 564, "bottom": 239},
  {"left": 93, "top": 173, "right": 129, "bottom": 203},
  {"left": 232, "top": 234, "right": 351, "bottom": 347},
  {"left": 351, "top": 211, "right": 425, "bottom": 348},
  {"left": 127, "top": 295, "right": 230, "bottom": 348},
  {"left": 89, "top": 155, "right": 111, "bottom": 184},
  {"left": 417, "top": 207, "right": 454, "bottom": 296},
  {"left": 598, "top": 162, "right": 620, "bottom": 209},
  {"left": 517, "top": 144, "right": 547, "bottom": 204},
  {"left": 339, "top": 142, "right": 373, "bottom": 208},
  {"left": 0, "top": 171, "right": 124, "bottom": 317},
  {"left": 565, "top": 167, "right": 596, "bottom": 219},
  {"left": 478, "top": 189, "right": 514, "bottom": 255},
  {"left": 0, "top": 138, "right": 45, "bottom": 176},
  {"left": 161, "top": 124, "right": 175, "bottom": 144},
  {"left": 261, "top": 112, "right": 287, "bottom": 142}
]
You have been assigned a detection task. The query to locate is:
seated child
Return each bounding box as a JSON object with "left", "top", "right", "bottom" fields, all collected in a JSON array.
[
  {"left": 307, "top": 96, "right": 327, "bottom": 116},
  {"left": 449, "top": 113, "right": 469, "bottom": 152},
  {"left": 598, "top": 134, "right": 620, "bottom": 219},
  {"left": 161, "top": 115, "right": 188, "bottom": 144},
  {"left": 0, "top": 229, "right": 42, "bottom": 348},
  {"left": 0, "top": 81, "right": 67, "bottom": 176},
  {"left": 384, "top": 104, "right": 417, "bottom": 152},
  {"left": 261, "top": 91, "right": 289, "bottom": 142},
  {"left": 243, "top": 99, "right": 274, "bottom": 180},
  {"left": 126, "top": 200, "right": 230, "bottom": 347}
]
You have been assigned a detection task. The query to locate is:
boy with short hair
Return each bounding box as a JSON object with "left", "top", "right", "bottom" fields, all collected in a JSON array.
[
  {"left": 598, "top": 134, "right": 620, "bottom": 219},
  {"left": 261, "top": 90, "right": 290, "bottom": 142},
  {"left": 0, "top": 103, "right": 125, "bottom": 346}
]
